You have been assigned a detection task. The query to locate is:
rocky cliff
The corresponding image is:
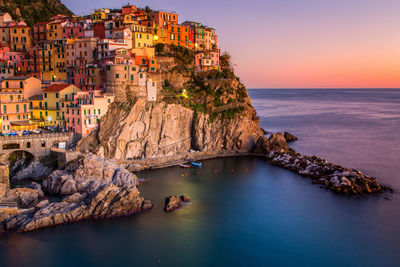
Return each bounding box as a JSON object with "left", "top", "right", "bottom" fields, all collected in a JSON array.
[{"left": 81, "top": 46, "right": 273, "bottom": 160}]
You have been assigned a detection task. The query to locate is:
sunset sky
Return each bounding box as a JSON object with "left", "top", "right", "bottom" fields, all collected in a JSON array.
[{"left": 64, "top": 0, "right": 400, "bottom": 88}]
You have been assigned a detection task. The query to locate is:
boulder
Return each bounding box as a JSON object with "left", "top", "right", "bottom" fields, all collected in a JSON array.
[
  {"left": 268, "top": 133, "right": 290, "bottom": 152},
  {"left": 284, "top": 132, "right": 298, "bottom": 142},
  {"left": 164, "top": 195, "right": 182, "bottom": 212},
  {"left": 5, "top": 188, "right": 40, "bottom": 208},
  {"left": 180, "top": 195, "right": 191, "bottom": 202},
  {"left": 141, "top": 200, "right": 153, "bottom": 211}
]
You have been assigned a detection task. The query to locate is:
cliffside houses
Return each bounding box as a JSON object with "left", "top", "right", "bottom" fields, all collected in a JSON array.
[{"left": 0, "top": 4, "right": 220, "bottom": 135}]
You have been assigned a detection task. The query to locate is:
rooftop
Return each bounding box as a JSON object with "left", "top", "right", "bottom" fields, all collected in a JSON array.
[{"left": 43, "top": 84, "right": 71, "bottom": 92}]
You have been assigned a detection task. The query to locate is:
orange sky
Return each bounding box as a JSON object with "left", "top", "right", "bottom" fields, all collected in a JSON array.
[{"left": 69, "top": 0, "right": 400, "bottom": 88}]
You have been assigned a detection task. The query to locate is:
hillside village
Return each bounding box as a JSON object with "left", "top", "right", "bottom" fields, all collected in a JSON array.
[{"left": 0, "top": 4, "right": 220, "bottom": 137}]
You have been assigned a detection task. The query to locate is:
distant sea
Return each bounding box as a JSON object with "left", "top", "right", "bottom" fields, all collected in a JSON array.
[{"left": 1, "top": 89, "right": 399, "bottom": 267}]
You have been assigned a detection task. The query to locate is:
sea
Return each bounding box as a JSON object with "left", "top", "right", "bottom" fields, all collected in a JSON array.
[{"left": 1, "top": 89, "right": 399, "bottom": 267}]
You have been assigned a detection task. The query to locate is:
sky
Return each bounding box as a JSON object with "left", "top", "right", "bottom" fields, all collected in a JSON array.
[{"left": 63, "top": 0, "right": 400, "bottom": 89}]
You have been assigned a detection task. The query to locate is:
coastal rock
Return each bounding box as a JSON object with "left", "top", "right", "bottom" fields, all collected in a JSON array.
[
  {"left": 4, "top": 188, "right": 40, "bottom": 208},
  {"left": 90, "top": 95, "right": 265, "bottom": 160},
  {"left": 266, "top": 151, "right": 390, "bottom": 195},
  {"left": 12, "top": 161, "right": 53, "bottom": 181},
  {"left": 27, "top": 182, "right": 44, "bottom": 198},
  {"left": 1, "top": 183, "right": 145, "bottom": 233},
  {"left": 180, "top": 195, "right": 191, "bottom": 202},
  {"left": 164, "top": 195, "right": 190, "bottom": 212},
  {"left": 63, "top": 193, "right": 86, "bottom": 203},
  {"left": 141, "top": 200, "right": 153, "bottom": 211},
  {"left": 164, "top": 195, "right": 183, "bottom": 212},
  {"left": 284, "top": 132, "right": 298, "bottom": 142},
  {"left": 0, "top": 155, "right": 148, "bottom": 233},
  {"left": 268, "top": 133, "right": 290, "bottom": 152},
  {"left": 42, "top": 155, "right": 139, "bottom": 195}
]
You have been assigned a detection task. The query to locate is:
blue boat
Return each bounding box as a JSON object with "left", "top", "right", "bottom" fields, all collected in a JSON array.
[{"left": 190, "top": 162, "right": 202, "bottom": 167}]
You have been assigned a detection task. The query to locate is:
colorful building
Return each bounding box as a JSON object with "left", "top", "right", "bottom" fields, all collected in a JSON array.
[
  {"left": 195, "top": 50, "right": 220, "bottom": 71},
  {"left": 65, "top": 90, "right": 114, "bottom": 136},
  {"left": 42, "top": 83, "right": 81, "bottom": 126},
  {"left": 0, "top": 76, "right": 41, "bottom": 99},
  {"left": 0, "top": 91, "right": 35, "bottom": 133},
  {"left": 154, "top": 11, "right": 179, "bottom": 27},
  {"left": 10, "top": 24, "right": 33, "bottom": 52}
]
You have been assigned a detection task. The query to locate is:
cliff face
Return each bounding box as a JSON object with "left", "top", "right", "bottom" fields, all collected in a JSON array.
[
  {"left": 0, "top": 0, "right": 73, "bottom": 26},
  {"left": 95, "top": 86, "right": 267, "bottom": 160},
  {"left": 82, "top": 47, "right": 279, "bottom": 160}
]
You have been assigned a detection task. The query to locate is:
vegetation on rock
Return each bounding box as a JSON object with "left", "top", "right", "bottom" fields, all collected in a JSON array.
[{"left": 0, "top": 0, "right": 73, "bottom": 26}]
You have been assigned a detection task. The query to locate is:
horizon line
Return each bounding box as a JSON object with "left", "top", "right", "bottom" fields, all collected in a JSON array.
[{"left": 248, "top": 88, "right": 400, "bottom": 90}]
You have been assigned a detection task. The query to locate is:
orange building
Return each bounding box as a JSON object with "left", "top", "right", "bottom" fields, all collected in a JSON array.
[
  {"left": 10, "top": 25, "right": 33, "bottom": 52},
  {"left": 0, "top": 91, "right": 35, "bottom": 133},
  {"left": 154, "top": 11, "right": 178, "bottom": 27}
]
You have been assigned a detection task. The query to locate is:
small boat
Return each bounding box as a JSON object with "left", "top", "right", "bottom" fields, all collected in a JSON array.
[
  {"left": 178, "top": 164, "right": 191, "bottom": 168},
  {"left": 190, "top": 162, "right": 202, "bottom": 167}
]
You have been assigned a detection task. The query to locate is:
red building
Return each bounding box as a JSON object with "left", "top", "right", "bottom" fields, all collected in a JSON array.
[
  {"left": 122, "top": 4, "right": 137, "bottom": 15},
  {"left": 93, "top": 22, "right": 105, "bottom": 39}
]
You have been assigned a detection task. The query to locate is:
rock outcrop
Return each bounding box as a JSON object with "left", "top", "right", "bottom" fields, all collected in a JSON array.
[
  {"left": 284, "top": 132, "right": 298, "bottom": 142},
  {"left": 164, "top": 195, "right": 191, "bottom": 212},
  {"left": 266, "top": 151, "right": 391, "bottom": 194},
  {"left": 94, "top": 98, "right": 269, "bottom": 160},
  {"left": 0, "top": 155, "right": 151, "bottom": 233}
]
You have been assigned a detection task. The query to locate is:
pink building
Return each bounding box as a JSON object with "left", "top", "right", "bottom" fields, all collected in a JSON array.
[
  {"left": 62, "top": 21, "right": 85, "bottom": 39},
  {"left": 65, "top": 90, "right": 114, "bottom": 136},
  {"left": 195, "top": 50, "right": 220, "bottom": 71},
  {"left": 66, "top": 37, "right": 98, "bottom": 67},
  {"left": 0, "top": 47, "right": 23, "bottom": 69},
  {"left": 73, "top": 65, "right": 102, "bottom": 91}
]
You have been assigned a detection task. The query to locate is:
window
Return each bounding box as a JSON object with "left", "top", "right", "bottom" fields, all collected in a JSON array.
[
  {"left": 116, "top": 74, "right": 119, "bottom": 78},
  {"left": 41, "top": 141, "right": 46, "bottom": 147},
  {"left": 44, "top": 93, "right": 47, "bottom": 98},
  {"left": 56, "top": 93, "right": 59, "bottom": 98},
  {"left": 16, "top": 105, "right": 19, "bottom": 112}
]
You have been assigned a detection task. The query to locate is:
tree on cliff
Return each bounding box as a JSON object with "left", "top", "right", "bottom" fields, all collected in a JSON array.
[{"left": 0, "top": 0, "right": 73, "bottom": 26}]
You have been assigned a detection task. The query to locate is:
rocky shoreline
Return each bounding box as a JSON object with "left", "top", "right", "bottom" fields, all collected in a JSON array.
[
  {"left": 0, "top": 155, "right": 152, "bottom": 234},
  {"left": 266, "top": 150, "right": 392, "bottom": 194},
  {"left": 0, "top": 132, "right": 393, "bottom": 234}
]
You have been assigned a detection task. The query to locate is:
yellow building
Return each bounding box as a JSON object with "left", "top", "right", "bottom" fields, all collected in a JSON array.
[
  {"left": 90, "top": 9, "right": 110, "bottom": 22},
  {"left": 42, "top": 84, "right": 80, "bottom": 126},
  {"left": 10, "top": 25, "right": 33, "bottom": 52},
  {"left": 28, "top": 94, "right": 45, "bottom": 127},
  {"left": 133, "top": 31, "right": 154, "bottom": 48},
  {"left": 39, "top": 40, "right": 67, "bottom": 82},
  {"left": 46, "top": 21, "right": 63, "bottom": 41}
]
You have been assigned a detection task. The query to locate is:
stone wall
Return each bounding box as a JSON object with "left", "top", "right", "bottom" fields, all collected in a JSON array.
[{"left": 0, "top": 164, "right": 9, "bottom": 189}]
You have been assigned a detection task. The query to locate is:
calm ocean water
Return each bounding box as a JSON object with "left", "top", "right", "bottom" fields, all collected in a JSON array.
[{"left": 1, "top": 89, "right": 399, "bottom": 267}]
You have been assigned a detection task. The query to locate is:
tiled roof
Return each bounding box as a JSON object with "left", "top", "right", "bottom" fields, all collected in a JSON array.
[{"left": 43, "top": 84, "right": 71, "bottom": 92}]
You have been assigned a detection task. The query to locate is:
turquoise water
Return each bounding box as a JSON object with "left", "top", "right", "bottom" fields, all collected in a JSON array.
[{"left": 1, "top": 89, "right": 400, "bottom": 266}]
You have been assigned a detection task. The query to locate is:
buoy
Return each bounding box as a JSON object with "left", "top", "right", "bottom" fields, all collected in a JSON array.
[
  {"left": 232, "top": 169, "right": 234, "bottom": 172},
  {"left": 181, "top": 174, "right": 184, "bottom": 177},
  {"left": 197, "top": 171, "right": 200, "bottom": 175},
  {"left": 246, "top": 168, "right": 248, "bottom": 171},
  {"left": 214, "top": 170, "right": 217, "bottom": 174},
  {"left": 185, "top": 173, "right": 188, "bottom": 176}
]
